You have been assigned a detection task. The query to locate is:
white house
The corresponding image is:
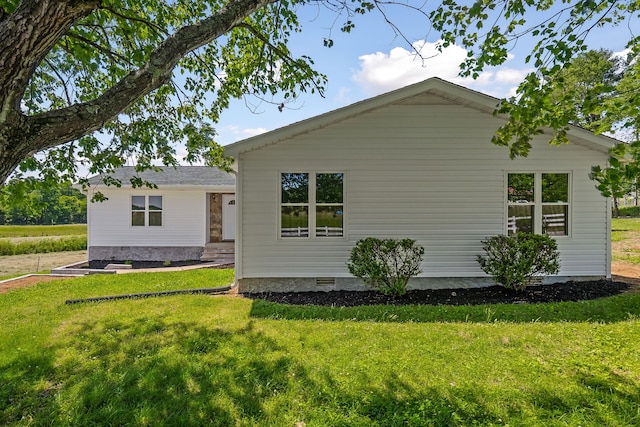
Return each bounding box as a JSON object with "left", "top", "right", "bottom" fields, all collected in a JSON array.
[
  {"left": 224, "top": 78, "right": 616, "bottom": 292},
  {"left": 85, "top": 166, "right": 235, "bottom": 264}
]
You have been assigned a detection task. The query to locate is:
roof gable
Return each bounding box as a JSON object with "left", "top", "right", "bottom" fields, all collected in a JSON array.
[{"left": 224, "top": 77, "right": 616, "bottom": 157}]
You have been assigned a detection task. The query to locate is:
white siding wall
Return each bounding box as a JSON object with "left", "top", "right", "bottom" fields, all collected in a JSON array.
[
  {"left": 88, "top": 188, "right": 207, "bottom": 247},
  {"left": 238, "top": 100, "right": 609, "bottom": 279}
]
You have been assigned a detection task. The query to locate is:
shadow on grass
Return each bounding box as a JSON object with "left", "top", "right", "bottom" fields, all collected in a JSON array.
[
  {"left": 2, "top": 312, "right": 639, "bottom": 426},
  {"left": 248, "top": 293, "right": 640, "bottom": 324}
]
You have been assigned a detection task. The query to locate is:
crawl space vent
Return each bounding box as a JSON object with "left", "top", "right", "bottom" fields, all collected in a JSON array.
[{"left": 316, "top": 278, "right": 336, "bottom": 286}]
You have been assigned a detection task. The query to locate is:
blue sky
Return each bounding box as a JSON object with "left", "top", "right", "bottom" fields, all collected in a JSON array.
[{"left": 169, "top": 3, "right": 636, "bottom": 163}]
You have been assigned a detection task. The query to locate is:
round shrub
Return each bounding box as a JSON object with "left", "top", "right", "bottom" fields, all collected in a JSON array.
[
  {"left": 477, "top": 233, "right": 560, "bottom": 291},
  {"left": 347, "top": 237, "right": 424, "bottom": 296}
]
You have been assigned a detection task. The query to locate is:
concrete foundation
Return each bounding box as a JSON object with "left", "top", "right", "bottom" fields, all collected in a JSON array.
[
  {"left": 236, "top": 275, "right": 606, "bottom": 293},
  {"left": 89, "top": 246, "right": 203, "bottom": 262}
]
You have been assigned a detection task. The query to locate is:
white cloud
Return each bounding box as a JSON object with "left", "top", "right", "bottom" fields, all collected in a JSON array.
[
  {"left": 353, "top": 40, "right": 533, "bottom": 99},
  {"left": 334, "top": 87, "right": 353, "bottom": 105},
  {"left": 217, "top": 125, "right": 269, "bottom": 145}
]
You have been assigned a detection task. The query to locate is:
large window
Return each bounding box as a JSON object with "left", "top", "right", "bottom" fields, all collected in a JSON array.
[
  {"left": 281, "top": 172, "right": 344, "bottom": 238},
  {"left": 507, "top": 173, "right": 569, "bottom": 236},
  {"left": 131, "top": 195, "right": 163, "bottom": 227}
]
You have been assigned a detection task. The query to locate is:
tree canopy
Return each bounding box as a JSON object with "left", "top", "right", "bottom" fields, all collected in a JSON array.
[
  {"left": 0, "top": 0, "right": 638, "bottom": 189},
  {"left": 0, "top": 178, "right": 86, "bottom": 224}
]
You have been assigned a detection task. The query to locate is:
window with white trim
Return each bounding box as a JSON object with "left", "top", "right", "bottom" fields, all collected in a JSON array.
[
  {"left": 507, "top": 173, "right": 569, "bottom": 236},
  {"left": 131, "top": 195, "right": 163, "bottom": 226},
  {"left": 280, "top": 172, "right": 344, "bottom": 238}
]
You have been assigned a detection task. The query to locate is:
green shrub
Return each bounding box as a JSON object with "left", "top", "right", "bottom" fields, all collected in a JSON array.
[
  {"left": 618, "top": 206, "right": 640, "bottom": 217},
  {"left": 477, "top": 233, "right": 560, "bottom": 291},
  {"left": 347, "top": 238, "right": 424, "bottom": 296}
]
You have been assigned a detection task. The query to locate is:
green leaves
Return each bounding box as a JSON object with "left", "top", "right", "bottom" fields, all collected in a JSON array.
[
  {"left": 477, "top": 233, "right": 560, "bottom": 291},
  {"left": 428, "top": 0, "right": 638, "bottom": 161},
  {"left": 347, "top": 238, "right": 425, "bottom": 296},
  {"left": 13, "top": 0, "right": 327, "bottom": 185}
]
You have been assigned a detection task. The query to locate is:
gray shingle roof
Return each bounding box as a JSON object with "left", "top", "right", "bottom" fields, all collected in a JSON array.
[{"left": 87, "top": 166, "right": 235, "bottom": 187}]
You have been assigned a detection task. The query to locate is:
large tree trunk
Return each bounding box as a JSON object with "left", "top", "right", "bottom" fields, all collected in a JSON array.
[{"left": 0, "top": 0, "right": 276, "bottom": 184}]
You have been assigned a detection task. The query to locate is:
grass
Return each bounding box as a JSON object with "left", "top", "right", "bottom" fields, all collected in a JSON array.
[
  {"left": 0, "top": 235, "right": 87, "bottom": 256},
  {"left": 1, "top": 269, "right": 640, "bottom": 426},
  {"left": 0, "top": 224, "right": 86, "bottom": 238},
  {"left": 0, "top": 224, "right": 87, "bottom": 256},
  {"left": 611, "top": 218, "right": 640, "bottom": 263}
]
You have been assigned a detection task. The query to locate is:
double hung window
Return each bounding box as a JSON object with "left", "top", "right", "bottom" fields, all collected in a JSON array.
[
  {"left": 280, "top": 172, "right": 344, "bottom": 238},
  {"left": 131, "top": 195, "right": 163, "bottom": 227},
  {"left": 507, "top": 173, "right": 569, "bottom": 236}
]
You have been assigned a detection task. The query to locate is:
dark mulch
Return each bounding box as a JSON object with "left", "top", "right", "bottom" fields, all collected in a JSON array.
[{"left": 243, "top": 280, "right": 631, "bottom": 307}]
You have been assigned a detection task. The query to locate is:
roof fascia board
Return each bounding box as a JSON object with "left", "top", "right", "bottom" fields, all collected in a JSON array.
[{"left": 86, "top": 184, "right": 236, "bottom": 192}]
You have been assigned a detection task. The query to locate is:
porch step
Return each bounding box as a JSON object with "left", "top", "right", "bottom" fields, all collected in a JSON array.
[{"left": 201, "top": 242, "right": 235, "bottom": 263}]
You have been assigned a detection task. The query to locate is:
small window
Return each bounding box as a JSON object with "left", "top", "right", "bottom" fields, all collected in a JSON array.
[
  {"left": 280, "top": 172, "right": 344, "bottom": 238},
  {"left": 507, "top": 173, "right": 569, "bottom": 236},
  {"left": 131, "top": 195, "right": 163, "bottom": 227}
]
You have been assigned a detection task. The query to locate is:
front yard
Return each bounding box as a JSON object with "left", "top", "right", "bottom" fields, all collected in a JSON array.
[{"left": 1, "top": 267, "right": 639, "bottom": 426}]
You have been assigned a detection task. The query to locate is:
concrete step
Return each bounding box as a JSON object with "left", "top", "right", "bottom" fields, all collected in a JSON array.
[{"left": 201, "top": 243, "right": 235, "bottom": 262}]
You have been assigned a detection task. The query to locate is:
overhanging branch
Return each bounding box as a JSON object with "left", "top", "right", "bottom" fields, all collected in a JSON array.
[{"left": 23, "top": 0, "right": 278, "bottom": 153}]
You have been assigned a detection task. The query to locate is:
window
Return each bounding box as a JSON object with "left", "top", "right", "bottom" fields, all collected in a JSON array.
[
  {"left": 131, "top": 195, "right": 163, "bottom": 226},
  {"left": 507, "top": 173, "right": 569, "bottom": 236},
  {"left": 280, "top": 172, "right": 344, "bottom": 238}
]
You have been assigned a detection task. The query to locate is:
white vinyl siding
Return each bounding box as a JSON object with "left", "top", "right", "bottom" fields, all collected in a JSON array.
[
  {"left": 237, "top": 98, "right": 609, "bottom": 279},
  {"left": 88, "top": 189, "right": 207, "bottom": 246}
]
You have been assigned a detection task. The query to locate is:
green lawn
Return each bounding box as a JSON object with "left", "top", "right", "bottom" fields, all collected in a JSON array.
[
  {"left": 611, "top": 218, "right": 640, "bottom": 263},
  {"left": 0, "top": 224, "right": 86, "bottom": 238},
  {"left": 1, "top": 269, "right": 639, "bottom": 426}
]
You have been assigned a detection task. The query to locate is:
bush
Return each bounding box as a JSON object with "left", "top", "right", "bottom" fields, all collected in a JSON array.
[
  {"left": 618, "top": 206, "right": 640, "bottom": 217},
  {"left": 347, "top": 238, "right": 424, "bottom": 296},
  {"left": 477, "top": 233, "right": 560, "bottom": 291}
]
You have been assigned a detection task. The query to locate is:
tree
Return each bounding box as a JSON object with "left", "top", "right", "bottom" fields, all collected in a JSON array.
[
  {"left": 529, "top": 49, "right": 637, "bottom": 217},
  {"left": 0, "top": 177, "right": 86, "bottom": 224},
  {"left": 0, "top": 0, "right": 638, "bottom": 188}
]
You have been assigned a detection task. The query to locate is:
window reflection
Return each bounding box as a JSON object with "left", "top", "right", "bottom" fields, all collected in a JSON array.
[
  {"left": 281, "top": 173, "right": 309, "bottom": 203},
  {"left": 281, "top": 206, "right": 309, "bottom": 237},
  {"left": 507, "top": 205, "right": 534, "bottom": 235},
  {"left": 316, "top": 206, "right": 343, "bottom": 237}
]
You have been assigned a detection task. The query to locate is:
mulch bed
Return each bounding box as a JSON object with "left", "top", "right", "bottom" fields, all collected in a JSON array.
[{"left": 243, "top": 280, "right": 631, "bottom": 307}]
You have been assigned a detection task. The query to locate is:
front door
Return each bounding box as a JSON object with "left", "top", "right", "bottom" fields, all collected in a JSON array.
[{"left": 222, "top": 194, "right": 236, "bottom": 241}]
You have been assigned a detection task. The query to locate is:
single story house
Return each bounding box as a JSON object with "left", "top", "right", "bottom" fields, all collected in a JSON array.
[
  {"left": 84, "top": 166, "right": 235, "bottom": 264},
  {"left": 225, "top": 77, "right": 616, "bottom": 292}
]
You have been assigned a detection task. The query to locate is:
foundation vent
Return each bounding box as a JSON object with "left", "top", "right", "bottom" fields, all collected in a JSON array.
[{"left": 316, "top": 278, "right": 336, "bottom": 286}]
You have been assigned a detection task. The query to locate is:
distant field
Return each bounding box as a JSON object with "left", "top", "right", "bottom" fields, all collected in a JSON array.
[{"left": 0, "top": 224, "right": 86, "bottom": 238}]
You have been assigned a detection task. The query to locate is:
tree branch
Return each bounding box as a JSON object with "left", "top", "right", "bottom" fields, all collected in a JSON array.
[
  {"left": 99, "top": 5, "right": 168, "bottom": 37},
  {"left": 0, "top": 0, "right": 100, "bottom": 122},
  {"left": 65, "top": 30, "right": 132, "bottom": 65},
  {"left": 23, "top": 0, "right": 279, "bottom": 153},
  {"left": 235, "top": 22, "right": 325, "bottom": 95},
  {"left": 43, "top": 58, "right": 73, "bottom": 105}
]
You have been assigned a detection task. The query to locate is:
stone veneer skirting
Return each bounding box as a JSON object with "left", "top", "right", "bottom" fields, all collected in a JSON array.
[
  {"left": 89, "top": 246, "right": 203, "bottom": 262},
  {"left": 236, "top": 275, "right": 605, "bottom": 293}
]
